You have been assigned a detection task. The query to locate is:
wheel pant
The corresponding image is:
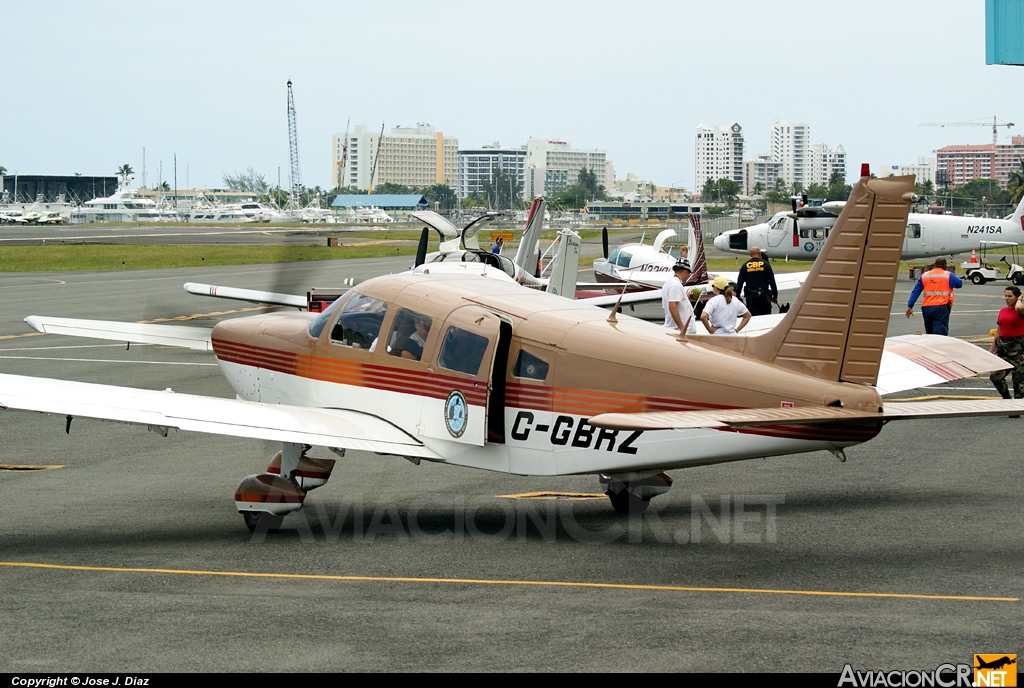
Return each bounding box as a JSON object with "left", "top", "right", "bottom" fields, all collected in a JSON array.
[{"left": 991, "top": 338, "right": 1024, "bottom": 399}]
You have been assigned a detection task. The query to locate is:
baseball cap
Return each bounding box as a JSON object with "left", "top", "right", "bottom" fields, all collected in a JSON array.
[{"left": 711, "top": 276, "right": 730, "bottom": 290}]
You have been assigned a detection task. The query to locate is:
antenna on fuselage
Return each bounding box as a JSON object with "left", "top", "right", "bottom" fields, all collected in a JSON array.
[{"left": 607, "top": 273, "right": 637, "bottom": 323}]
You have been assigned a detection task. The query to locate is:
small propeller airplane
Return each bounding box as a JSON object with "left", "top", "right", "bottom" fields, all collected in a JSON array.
[
  {"left": 8, "top": 173, "right": 1024, "bottom": 531},
  {"left": 715, "top": 190, "right": 1024, "bottom": 261},
  {"left": 593, "top": 214, "right": 811, "bottom": 295}
]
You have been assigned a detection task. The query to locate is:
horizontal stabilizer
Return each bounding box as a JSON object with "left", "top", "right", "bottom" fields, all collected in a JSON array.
[
  {"left": 0, "top": 373, "right": 440, "bottom": 459},
  {"left": 184, "top": 282, "right": 308, "bottom": 308},
  {"left": 590, "top": 398, "right": 1024, "bottom": 431},
  {"left": 25, "top": 316, "right": 213, "bottom": 351}
]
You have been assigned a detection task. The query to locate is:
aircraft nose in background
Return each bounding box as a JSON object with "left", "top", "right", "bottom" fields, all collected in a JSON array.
[{"left": 714, "top": 233, "right": 729, "bottom": 251}]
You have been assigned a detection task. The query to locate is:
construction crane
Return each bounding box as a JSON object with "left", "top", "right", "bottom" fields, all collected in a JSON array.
[
  {"left": 336, "top": 118, "right": 350, "bottom": 191},
  {"left": 286, "top": 79, "right": 302, "bottom": 207},
  {"left": 367, "top": 122, "right": 385, "bottom": 194},
  {"left": 920, "top": 116, "right": 1015, "bottom": 145}
]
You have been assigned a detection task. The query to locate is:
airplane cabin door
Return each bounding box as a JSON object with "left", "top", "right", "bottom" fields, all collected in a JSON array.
[
  {"left": 767, "top": 217, "right": 788, "bottom": 248},
  {"left": 424, "top": 306, "right": 510, "bottom": 447}
]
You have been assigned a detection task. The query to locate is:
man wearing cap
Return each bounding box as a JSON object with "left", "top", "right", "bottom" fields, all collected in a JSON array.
[
  {"left": 662, "top": 259, "right": 695, "bottom": 334},
  {"left": 735, "top": 246, "right": 778, "bottom": 316},
  {"left": 905, "top": 256, "right": 962, "bottom": 336}
]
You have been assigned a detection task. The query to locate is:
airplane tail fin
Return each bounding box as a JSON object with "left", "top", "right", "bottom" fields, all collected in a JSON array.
[
  {"left": 514, "top": 197, "right": 546, "bottom": 276},
  {"left": 684, "top": 213, "right": 708, "bottom": 285},
  {"left": 1011, "top": 192, "right": 1024, "bottom": 228},
  {"left": 545, "top": 229, "right": 582, "bottom": 298},
  {"left": 701, "top": 176, "right": 914, "bottom": 386}
]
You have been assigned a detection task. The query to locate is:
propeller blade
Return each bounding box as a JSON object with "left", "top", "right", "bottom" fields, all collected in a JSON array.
[
  {"left": 414, "top": 227, "right": 429, "bottom": 267},
  {"left": 602, "top": 226, "right": 609, "bottom": 259}
]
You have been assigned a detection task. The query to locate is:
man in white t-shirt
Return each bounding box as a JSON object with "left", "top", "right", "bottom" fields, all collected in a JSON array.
[
  {"left": 662, "top": 260, "right": 694, "bottom": 334},
  {"left": 701, "top": 275, "right": 750, "bottom": 335}
]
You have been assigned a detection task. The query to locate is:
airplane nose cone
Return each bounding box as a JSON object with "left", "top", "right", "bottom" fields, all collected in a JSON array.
[{"left": 714, "top": 234, "right": 728, "bottom": 251}]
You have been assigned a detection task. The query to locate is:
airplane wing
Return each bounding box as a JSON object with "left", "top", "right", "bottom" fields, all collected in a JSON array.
[
  {"left": 25, "top": 316, "right": 213, "bottom": 351},
  {"left": 0, "top": 373, "right": 440, "bottom": 459},
  {"left": 714, "top": 270, "right": 810, "bottom": 292},
  {"left": 734, "top": 325, "right": 1003, "bottom": 396},
  {"left": 575, "top": 288, "right": 663, "bottom": 308},
  {"left": 184, "top": 282, "right": 309, "bottom": 308},
  {"left": 589, "top": 398, "right": 1024, "bottom": 431}
]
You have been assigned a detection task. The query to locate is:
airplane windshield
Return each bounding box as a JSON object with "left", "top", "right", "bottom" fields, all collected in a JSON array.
[
  {"left": 616, "top": 251, "right": 632, "bottom": 268},
  {"left": 308, "top": 296, "right": 345, "bottom": 338},
  {"left": 329, "top": 292, "right": 388, "bottom": 350}
]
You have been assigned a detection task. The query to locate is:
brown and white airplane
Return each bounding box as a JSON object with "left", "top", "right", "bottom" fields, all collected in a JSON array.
[{"left": 8, "top": 174, "right": 1024, "bottom": 529}]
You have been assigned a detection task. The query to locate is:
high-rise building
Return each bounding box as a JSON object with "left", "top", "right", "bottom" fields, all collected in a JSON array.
[
  {"left": 771, "top": 118, "right": 810, "bottom": 187},
  {"left": 522, "top": 138, "right": 606, "bottom": 198},
  {"left": 936, "top": 138, "right": 1024, "bottom": 188},
  {"left": 456, "top": 143, "right": 527, "bottom": 200},
  {"left": 331, "top": 123, "right": 458, "bottom": 190},
  {"left": 809, "top": 144, "right": 847, "bottom": 186},
  {"left": 695, "top": 123, "right": 744, "bottom": 196},
  {"left": 743, "top": 155, "right": 784, "bottom": 196},
  {"left": 875, "top": 157, "right": 935, "bottom": 186}
]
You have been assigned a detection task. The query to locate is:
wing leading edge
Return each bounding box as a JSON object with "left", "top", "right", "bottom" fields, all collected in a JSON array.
[
  {"left": 590, "top": 399, "right": 1024, "bottom": 431},
  {"left": 0, "top": 373, "right": 439, "bottom": 459}
]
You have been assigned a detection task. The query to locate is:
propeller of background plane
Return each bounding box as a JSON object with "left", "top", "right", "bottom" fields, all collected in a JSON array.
[
  {"left": 602, "top": 226, "right": 609, "bottom": 260},
  {"left": 414, "top": 226, "right": 429, "bottom": 267}
]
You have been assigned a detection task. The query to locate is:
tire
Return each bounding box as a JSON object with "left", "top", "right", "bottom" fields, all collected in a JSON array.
[
  {"left": 607, "top": 490, "right": 650, "bottom": 515},
  {"left": 242, "top": 511, "right": 284, "bottom": 533},
  {"left": 970, "top": 272, "right": 985, "bottom": 285},
  {"left": 1013, "top": 273, "right": 1024, "bottom": 286}
]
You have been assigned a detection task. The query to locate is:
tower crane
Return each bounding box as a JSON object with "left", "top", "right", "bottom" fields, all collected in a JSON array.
[
  {"left": 286, "top": 79, "right": 302, "bottom": 207},
  {"left": 336, "top": 118, "right": 350, "bottom": 192},
  {"left": 919, "top": 116, "right": 1015, "bottom": 145}
]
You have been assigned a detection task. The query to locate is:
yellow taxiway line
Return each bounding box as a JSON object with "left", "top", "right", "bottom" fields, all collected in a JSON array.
[{"left": 0, "top": 561, "right": 1015, "bottom": 603}]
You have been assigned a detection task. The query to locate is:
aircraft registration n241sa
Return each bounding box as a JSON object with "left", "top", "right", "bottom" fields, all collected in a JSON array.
[
  {"left": 7, "top": 174, "right": 1024, "bottom": 529},
  {"left": 714, "top": 189, "right": 1024, "bottom": 261}
]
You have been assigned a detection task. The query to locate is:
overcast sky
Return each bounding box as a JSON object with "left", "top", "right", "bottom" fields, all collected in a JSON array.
[{"left": 2, "top": 0, "right": 1019, "bottom": 191}]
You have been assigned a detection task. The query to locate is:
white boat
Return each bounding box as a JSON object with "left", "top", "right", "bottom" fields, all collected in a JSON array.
[
  {"left": 187, "top": 202, "right": 291, "bottom": 223},
  {"left": 70, "top": 178, "right": 180, "bottom": 224}
]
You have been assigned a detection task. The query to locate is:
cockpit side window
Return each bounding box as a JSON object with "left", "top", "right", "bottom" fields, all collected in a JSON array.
[
  {"left": 512, "top": 350, "right": 549, "bottom": 381},
  {"left": 616, "top": 251, "right": 633, "bottom": 268},
  {"left": 438, "top": 326, "right": 489, "bottom": 375},
  {"left": 386, "top": 308, "right": 433, "bottom": 361},
  {"left": 608, "top": 249, "right": 621, "bottom": 265},
  {"left": 329, "top": 292, "right": 388, "bottom": 350}
]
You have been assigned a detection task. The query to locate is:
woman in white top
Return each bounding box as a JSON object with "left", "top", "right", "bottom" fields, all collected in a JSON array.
[{"left": 701, "top": 276, "right": 750, "bottom": 335}]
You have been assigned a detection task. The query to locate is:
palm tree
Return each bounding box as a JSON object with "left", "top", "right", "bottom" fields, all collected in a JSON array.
[
  {"left": 117, "top": 163, "right": 133, "bottom": 179},
  {"left": 1008, "top": 160, "right": 1024, "bottom": 205}
]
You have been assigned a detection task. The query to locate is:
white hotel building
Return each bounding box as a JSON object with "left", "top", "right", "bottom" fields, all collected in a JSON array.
[{"left": 695, "top": 123, "right": 744, "bottom": 196}]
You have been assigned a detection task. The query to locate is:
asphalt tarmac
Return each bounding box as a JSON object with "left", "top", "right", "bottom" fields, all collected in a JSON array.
[{"left": 0, "top": 258, "right": 1020, "bottom": 672}]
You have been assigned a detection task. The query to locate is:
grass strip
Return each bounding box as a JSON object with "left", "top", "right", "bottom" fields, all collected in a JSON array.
[{"left": 0, "top": 244, "right": 417, "bottom": 272}]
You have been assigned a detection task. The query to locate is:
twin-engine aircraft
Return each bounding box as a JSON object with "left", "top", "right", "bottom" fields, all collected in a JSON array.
[
  {"left": 8, "top": 175, "right": 1024, "bottom": 530},
  {"left": 715, "top": 193, "right": 1024, "bottom": 261}
]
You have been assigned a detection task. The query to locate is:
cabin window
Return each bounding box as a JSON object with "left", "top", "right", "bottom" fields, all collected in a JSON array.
[
  {"left": 608, "top": 249, "right": 620, "bottom": 265},
  {"left": 616, "top": 251, "right": 633, "bottom": 268},
  {"left": 906, "top": 224, "right": 921, "bottom": 239},
  {"left": 512, "top": 350, "right": 549, "bottom": 381},
  {"left": 438, "top": 326, "right": 489, "bottom": 375},
  {"left": 327, "top": 292, "right": 388, "bottom": 350},
  {"left": 386, "top": 308, "right": 433, "bottom": 361}
]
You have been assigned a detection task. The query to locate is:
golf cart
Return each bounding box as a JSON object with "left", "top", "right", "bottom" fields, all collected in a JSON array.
[{"left": 961, "top": 241, "right": 1024, "bottom": 286}]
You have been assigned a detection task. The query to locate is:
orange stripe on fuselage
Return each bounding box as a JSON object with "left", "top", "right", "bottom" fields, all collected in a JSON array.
[{"left": 213, "top": 340, "right": 880, "bottom": 445}]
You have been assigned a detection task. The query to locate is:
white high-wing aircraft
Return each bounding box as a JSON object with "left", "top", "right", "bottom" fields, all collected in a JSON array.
[
  {"left": 9, "top": 175, "right": 1023, "bottom": 530},
  {"left": 715, "top": 193, "right": 1024, "bottom": 261}
]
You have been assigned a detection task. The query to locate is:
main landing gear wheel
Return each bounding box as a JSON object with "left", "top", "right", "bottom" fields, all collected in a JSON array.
[
  {"left": 242, "top": 511, "right": 284, "bottom": 532},
  {"left": 970, "top": 272, "right": 985, "bottom": 285},
  {"left": 607, "top": 490, "right": 651, "bottom": 515}
]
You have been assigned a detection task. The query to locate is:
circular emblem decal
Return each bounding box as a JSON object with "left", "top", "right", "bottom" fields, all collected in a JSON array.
[
  {"left": 444, "top": 390, "right": 468, "bottom": 438},
  {"left": 804, "top": 242, "right": 815, "bottom": 252}
]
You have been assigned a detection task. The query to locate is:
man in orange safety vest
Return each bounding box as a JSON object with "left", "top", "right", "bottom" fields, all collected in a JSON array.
[{"left": 904, "top": 256, "right": 963, "bottom": 336}]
